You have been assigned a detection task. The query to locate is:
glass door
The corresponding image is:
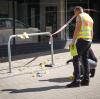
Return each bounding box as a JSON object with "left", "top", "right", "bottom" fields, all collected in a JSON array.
[{"left": 45, "top": 6, "right": 57, "bottom": 35}]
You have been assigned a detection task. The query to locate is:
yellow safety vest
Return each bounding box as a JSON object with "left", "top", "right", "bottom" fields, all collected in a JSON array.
[{"left": 77, "top": 12, "right": 94, "bottom": 40}]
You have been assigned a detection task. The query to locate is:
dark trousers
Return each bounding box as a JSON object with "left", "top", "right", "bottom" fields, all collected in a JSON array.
[{"left": 73, "top": 39, "right": 91, "bottom": 81}]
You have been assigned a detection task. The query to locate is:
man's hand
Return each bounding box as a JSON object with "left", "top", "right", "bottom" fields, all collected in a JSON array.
[{"left": 69, "top": 40, "right": 75, "bottom": 47}]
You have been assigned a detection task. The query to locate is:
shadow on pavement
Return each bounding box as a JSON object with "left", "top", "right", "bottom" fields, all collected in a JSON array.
[
  {"left": 39, "top": 77, "right": 73, "bottom": 83},
  {"left": 1, "top": 85, "right": 65, "bottom": 93},
  {"left": 0, "top": 49, "right": 69, "bottom": 63},
  {"left": 0, "top": 57, "right": 38, "bottom": 72}
]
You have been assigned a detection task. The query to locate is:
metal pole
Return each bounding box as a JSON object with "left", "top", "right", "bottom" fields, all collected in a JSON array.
[
  {"left": 12, "top": 0, "right": 15, "bottom": 45},
  {"left": 8, "top": 36, "right": 11, "bottom": 73},
  {"left": 28, "top": 32, "right": 50, "bottom": 36},
  {"left": 50, "top": 35, "right": 54, "bottom": 66},
  {"left": 8, "top": 35, "right": 16, "bottom": 73}
]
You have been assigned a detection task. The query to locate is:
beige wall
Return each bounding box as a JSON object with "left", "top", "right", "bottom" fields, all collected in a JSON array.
[{"left": 59, "top": 0, "right": 66, "bottom": 40}]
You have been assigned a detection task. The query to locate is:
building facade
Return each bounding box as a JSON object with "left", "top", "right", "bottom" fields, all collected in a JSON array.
[{"left": 0, "top": 0, "right": 100, "bottom": 57}]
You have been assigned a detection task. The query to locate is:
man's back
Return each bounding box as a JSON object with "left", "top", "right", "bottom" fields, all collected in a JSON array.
[
  {"left": 77, "top": 12, "right": 94, "bottom": 41},
  {"left": 79, "top": 12, "right": 93, "bottom": 23}
]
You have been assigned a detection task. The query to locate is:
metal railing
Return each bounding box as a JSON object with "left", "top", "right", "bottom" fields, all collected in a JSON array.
[{"left": 8, "top": 32, "right": 54, "bottom": 73}]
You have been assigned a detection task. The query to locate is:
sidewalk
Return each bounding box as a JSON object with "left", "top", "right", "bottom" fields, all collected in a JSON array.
[{"left": 0, "top": 44, "right": 100, "bottom": 99}]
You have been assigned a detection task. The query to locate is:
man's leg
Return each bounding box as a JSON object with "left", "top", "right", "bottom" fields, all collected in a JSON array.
[
  {"left": 66, "top": 39, "right": 91, "bottom": 87},
  {"left": 81, "top": 42, "right": 91, "bottom": 86},
  {"left": 66, "top": 41, "right": 82, "bottom": 88},
  {"left": 73, "top": 56, "right": 81, "bottom": 81},
  {"left": 66, "top": 55, "right": 81, "bottom": 87}
]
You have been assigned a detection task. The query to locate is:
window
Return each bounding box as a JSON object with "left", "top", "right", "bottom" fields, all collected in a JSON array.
[
  {"left": 6, "top": 20, "right": 12, "bottom": 28},
  {"left": 15, "top": 20, "right": 28, "bottom": 28},
  {"left": 0, "top": 20, "right": 6, "bottom": 28},
  {"left": 45, "top": 6, "right": 57, "bottom": 33}
]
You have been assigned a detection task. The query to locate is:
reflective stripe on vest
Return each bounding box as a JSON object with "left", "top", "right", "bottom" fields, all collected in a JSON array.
[{"left": 77, "top": 13, "right": 93, "bottom": 40}]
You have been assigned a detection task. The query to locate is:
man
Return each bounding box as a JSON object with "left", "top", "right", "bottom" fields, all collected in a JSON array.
[{"left": 66, "top": 6, "right": 94, "bottom": 88}]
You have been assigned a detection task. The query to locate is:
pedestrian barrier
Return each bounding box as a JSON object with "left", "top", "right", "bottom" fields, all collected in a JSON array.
[
  {"left": 8, "top": 32, "right": 54, "bottom": 73},
  {"left": 8, "top": 15, "right": 76, "bottom": 73}
]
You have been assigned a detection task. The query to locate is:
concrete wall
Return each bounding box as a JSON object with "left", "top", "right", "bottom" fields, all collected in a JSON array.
[{"left": 59, "top": 0, "right": 66, "bottom": 40}]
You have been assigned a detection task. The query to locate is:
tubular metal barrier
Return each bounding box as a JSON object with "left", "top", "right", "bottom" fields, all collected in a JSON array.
[{"left": 8, "top": 32, "right": 54, "bottom": 73}]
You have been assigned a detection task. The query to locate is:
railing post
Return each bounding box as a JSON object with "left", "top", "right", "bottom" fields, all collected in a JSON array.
[
  {"left": 50, "top": 35, "right": 54, "bottom": 66},
  {"left": 8, "top": 36, "right": 12, "bottom": 73},
  {"left": 8, "top": 35, "right": 16, "bottom": 73}
]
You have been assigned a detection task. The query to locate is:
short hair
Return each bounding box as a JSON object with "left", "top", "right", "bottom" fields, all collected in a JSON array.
[{"left": 74, "top": 6, "right": 83, "bottom": 12}]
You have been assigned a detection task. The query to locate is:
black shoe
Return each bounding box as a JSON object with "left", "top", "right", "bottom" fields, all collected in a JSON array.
[
  {"left": 90, "top": 69, "right": 95, "bottom": 77},
  {"left": 65, "top": 80, "right": 81, "bottom": 88},
  {"left": 81, "top": 79, "right": 89, "bottom": 86}
]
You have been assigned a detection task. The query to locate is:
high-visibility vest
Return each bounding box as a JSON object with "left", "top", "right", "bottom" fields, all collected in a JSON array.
[{"left": 77, "top": 12, "right": 94, "bottom": 40}]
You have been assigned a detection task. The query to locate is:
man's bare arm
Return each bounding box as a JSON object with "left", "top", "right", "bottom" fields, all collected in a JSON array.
[
  {"left": 72, "top": 16, "right": 82, "bottom": 44},
  {"left": 91, "top": 29, "right": 93, "bottom": 40}
]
